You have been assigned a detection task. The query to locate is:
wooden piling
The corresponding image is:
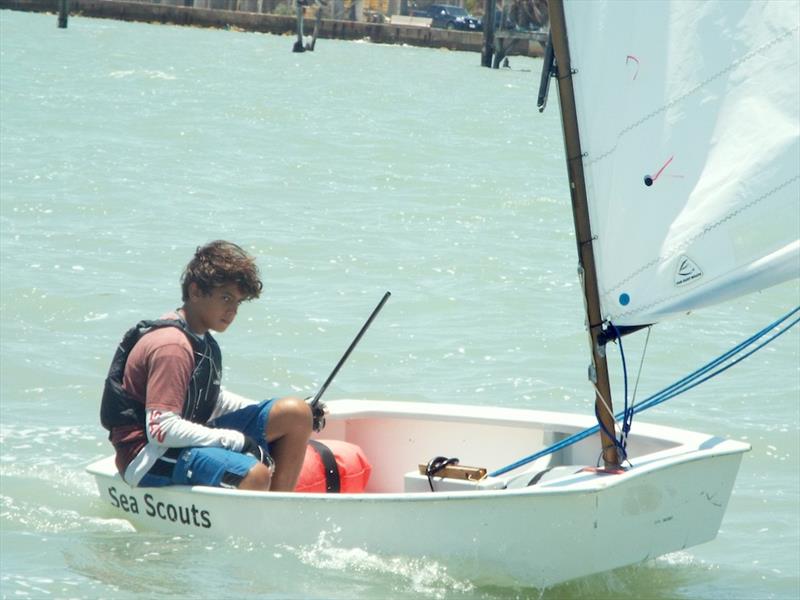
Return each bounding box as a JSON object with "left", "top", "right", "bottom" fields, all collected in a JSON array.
[
  {"left": 57, "top": 0, "right": 69, "bottom": 28},
  {"left": 492, "top": 34, "right": 519, "bottom": 68},
  {"left": 481, "top": 0, "right": 496, "bottom": 67},
  {"left": 293, "top": 1, "right": 305, "bottom": 52},
  {"left": 307, "top": 6, "right": 322, "bottom": 51}
]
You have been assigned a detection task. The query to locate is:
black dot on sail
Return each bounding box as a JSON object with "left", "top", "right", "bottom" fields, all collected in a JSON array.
[{"left": 643, "top": 175, "right": 653, "bottom": 186}]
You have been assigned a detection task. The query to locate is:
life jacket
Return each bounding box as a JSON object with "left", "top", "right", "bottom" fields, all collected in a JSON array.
[{"left": 100, "top": 318, "right": 222, "bottom": 431}]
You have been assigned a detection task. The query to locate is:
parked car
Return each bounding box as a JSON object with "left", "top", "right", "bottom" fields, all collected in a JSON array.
[{"left": 413, "top": 4, "right": 482, "bottom": 31}]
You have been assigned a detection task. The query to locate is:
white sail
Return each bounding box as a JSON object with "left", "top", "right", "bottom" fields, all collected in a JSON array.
[{"left": 562, "top": 0, "right": 800, "bottom": 326}]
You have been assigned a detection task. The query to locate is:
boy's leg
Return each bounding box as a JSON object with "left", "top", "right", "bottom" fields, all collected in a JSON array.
[
  {"left": 237, "top": 461, "right": 272, "bottom": 490},
  {"left": 166, "top": 446, "right": 263, "bottom": 489},
  {"left": 210, "top": 397, "right": 312, "bottom": 492},
  {"left": 264, "top": 397, "right": 313, "bottom": 491}
]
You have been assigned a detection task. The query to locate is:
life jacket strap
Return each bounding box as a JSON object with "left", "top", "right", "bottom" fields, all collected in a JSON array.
[{"left": 308, "top": 439, "right": 341, "bottom": 493}]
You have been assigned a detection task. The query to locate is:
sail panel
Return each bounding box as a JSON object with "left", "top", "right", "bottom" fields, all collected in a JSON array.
[{"left": 563, "top": 0, "right": 800, "bottom": 326}]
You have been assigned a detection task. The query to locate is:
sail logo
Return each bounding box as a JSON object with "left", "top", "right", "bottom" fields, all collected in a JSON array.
[{"left": 675, "top": 256, "right": 703, "bottom": 286}]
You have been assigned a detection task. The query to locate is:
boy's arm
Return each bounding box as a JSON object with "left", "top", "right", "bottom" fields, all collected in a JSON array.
[
  {"left": 208, "top": 388, "right": 259, "bottom": 421},
  {"left": 146, "top": 409, "right": 245, "bottom": 450}
]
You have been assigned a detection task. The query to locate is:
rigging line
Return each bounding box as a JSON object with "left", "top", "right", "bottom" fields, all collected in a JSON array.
[
  {"left": 592, "top": 382, "right": 622, "bottom": 438},
  {"left": 489, "top": 306, "right": 799, "bottom": 477},
  {"left": 610, "top": 322, "right": 633, "bottom": 449},
  {"left": 593, "top": 402, "right": 624, "bottom": 457},
  {"left": 593, "top": 403, "right": 631, "bottom": 466},
  {"left": 624, "top": 310, "right": 800, "bottom": 414},
  {"left": 635, "top": 316, "right": 800, "bottom": 413},
  {"left": 631, "top": 327, "right": 651, "bottom": 406},
  {"left": 639, "top": 306, "right": 799, "bottom": 406},
  {"left": 610, "top": 324, "right": 629, "bottom": 407},
  {"left": 631, "top": 306, "right": 799, "bottom": 408},
  {"left": 626, "top": 320, "right": 799, "bottom": 427},
  {"left": 592, "top": 383, "right": 628, "bottom": 461}
]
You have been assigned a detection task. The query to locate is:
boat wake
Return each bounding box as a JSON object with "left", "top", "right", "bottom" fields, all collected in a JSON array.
[
  {"left": 0, "top": 493, "right": 133, "bottom": 534},
  {"left": 280, "top": 526, "right": 476, "bottom": 599},
  {"left": 532, "top": 551, "right": 712, "bottom": 600}
]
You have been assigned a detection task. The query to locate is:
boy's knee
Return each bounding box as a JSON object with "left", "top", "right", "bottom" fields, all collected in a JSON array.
[
  {"left": 266, "top": 396, "right": 313, "bottom": 441},
  {"left": 278, "top": 396, "right": 313, "bottom": 427},
  {"left": 238, "top": 462, "right": 272, "bottom": 491}
]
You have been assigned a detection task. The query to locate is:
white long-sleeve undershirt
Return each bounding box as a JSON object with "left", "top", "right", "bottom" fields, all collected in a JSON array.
[
  {"left": 208, "top": 388, "right": 260, "bottom": 421},
  {"left": 126, "top": 390, "right": 264, "bottom": 487},
  {"left": 145, "top": 389, "right": 259, "bottom": 450},
  {"left": 145, "top": 409, "right": 245, "bottom": 450}
]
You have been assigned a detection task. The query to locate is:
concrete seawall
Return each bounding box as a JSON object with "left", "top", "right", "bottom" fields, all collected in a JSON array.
[{"left": 0, "top": 0, "right": 545, "bottom": 57}]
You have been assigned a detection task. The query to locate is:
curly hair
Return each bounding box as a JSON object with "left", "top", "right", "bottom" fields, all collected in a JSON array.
[{"left": 181, "top": 240, "right": 263, "bottom": 302}]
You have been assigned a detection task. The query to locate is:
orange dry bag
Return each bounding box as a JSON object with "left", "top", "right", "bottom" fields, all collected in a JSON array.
[{"left": 294, "top": 439, "right": 372, "bottom": 493}]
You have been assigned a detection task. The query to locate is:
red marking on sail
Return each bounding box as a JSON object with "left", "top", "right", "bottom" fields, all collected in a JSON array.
[
  {"left": 626, "top": 55, "right": 640, "bottom": 80},
  {"left": 651, "top": 155, "right": 674, "bottom": 183}
]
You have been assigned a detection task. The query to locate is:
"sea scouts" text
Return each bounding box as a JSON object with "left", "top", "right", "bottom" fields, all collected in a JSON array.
[{"left": 108, "top": 486, "right": 211, "bottom": 528}]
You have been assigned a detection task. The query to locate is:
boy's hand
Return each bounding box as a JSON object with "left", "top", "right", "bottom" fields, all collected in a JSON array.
[
  {"left": 306, "top": 398, "right": 328, "bottom": 433},
  {"left": 242, "top": 435, "right": 275, "bottom": 470}
]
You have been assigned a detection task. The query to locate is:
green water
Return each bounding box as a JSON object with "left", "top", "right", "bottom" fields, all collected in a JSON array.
[{"left": 1, "top": 9, "right": 798, "bottom": 599}]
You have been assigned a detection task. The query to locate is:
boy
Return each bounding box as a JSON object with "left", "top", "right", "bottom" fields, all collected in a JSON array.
[{"left": 100, "top": 240, "right": 323, "bottom": 491}]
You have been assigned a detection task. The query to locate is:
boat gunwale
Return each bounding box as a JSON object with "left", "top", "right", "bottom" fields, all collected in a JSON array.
[{"left": 86, "top": 399, "right": 751, "bottom": 503}]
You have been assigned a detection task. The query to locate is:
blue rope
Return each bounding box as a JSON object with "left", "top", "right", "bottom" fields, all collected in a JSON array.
[
  {"left": 634, "top": 314, "right": 800, "bottom": 414},
  {"left": 637, "top": 306, "right": 799, "bottom": 410},
  {"left": 593, "top": 402, "right": 627, "bottom": 463},
  {"left": 593, "top": 402, "right": 626, "bottom": 459},
  {"left": 585, "top": 323, "right": 634, "bottom": 464},
  {"left": 489, "top": 305, "right": 800, "bottom": 478},
  {"left": 610, "top": 322, "right": 634, "bottom": 453}
]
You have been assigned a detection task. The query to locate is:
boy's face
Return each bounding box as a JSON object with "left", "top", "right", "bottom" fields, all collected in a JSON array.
[{"left": 188, "top": 282, "right": 246, "bottom": 333}]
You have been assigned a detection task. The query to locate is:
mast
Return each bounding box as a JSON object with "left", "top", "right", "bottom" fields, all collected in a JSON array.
[{"left": 548, "top": 0, "right": 619, "bottom": 468}]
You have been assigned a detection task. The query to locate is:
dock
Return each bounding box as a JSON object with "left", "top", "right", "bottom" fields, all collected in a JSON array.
[{"left": 0, "top": 0, "right": 546, "bottom": 58}]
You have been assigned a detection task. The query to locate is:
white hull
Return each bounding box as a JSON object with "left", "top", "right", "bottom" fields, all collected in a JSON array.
[{"left": 87, "top": 399, "right": 749, "bottom": 588}]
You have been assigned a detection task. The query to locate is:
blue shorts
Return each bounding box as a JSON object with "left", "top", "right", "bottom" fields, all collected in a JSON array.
[{"left": 138, "top": 399, "right": 275, "bottom": 489}]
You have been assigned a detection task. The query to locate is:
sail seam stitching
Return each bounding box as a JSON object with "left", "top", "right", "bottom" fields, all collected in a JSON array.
[
  {"left": 584, "top": 26, "right": 799, "bottom": 167},
  {"left": 605, "top": 174, "right": 800, "bottom": 318}
]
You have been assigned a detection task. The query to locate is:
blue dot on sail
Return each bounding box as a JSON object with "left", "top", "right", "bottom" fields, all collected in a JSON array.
[{"left": 619, "top": 293, "right": 630, "bottom": 306}]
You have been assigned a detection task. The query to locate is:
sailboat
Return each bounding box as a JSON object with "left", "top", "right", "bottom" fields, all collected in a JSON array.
[{"left": 87, "top": 0, "right": 799, "bottom": 588}]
